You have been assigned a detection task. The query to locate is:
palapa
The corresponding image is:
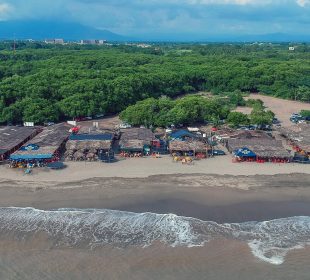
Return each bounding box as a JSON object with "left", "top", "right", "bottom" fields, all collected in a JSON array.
[
  {"left": 278, "top": 124, "right": 310, "bottom": 153},
  {"left": 227, "top": 138, "right": 291, "bottom": 159},
  {"left": 120, "top": 128, "right": 155, "bottom": 142},
  {"left": 119, "top": 139, "right": 145, "bottom": 150},
  {"left": 169, "top": 140, "right": 209, "bottom": 152},
  {"left": 66, "top": 140, "right": 112, "bottom": 151}
]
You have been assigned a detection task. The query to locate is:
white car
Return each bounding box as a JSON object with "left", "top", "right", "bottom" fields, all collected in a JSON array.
[{"left": 119, "top": 123, "right": 132, "bottom": 129}]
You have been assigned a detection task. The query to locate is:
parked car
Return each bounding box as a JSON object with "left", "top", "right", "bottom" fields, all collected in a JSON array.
[
  {"left": 272, "top": 118, "right": 280, "bottom": 124},
  {"left": 119, "top": 123, "right": 132, "bottom": 129},
  {"left": 94, "top": 114, "right": 105, "bottom": 119},
  {"left": 44, "top": 122, "right": 55, "bottom": 126},
  {"left": 211, "top": 150, "right": 226, "bottom": 156}
]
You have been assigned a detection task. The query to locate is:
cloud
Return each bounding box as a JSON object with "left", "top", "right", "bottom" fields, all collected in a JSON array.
[
  {"left": 0, "top": 2, "right": 12, "bottom": 20},
  {"left": 1, "top": 0, "right": 310, "bottom": 38},
  {"left": 296, "top": 0, "right": 310, "bottom": 6}
]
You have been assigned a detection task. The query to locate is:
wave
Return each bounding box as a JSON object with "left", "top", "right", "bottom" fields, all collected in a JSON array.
[{"left": 0, "top": 207, "right": 309, "bottom": 265}]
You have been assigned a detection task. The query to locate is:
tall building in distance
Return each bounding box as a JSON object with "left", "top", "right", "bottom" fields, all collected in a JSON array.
[
  {"left": 44, "top": 39, "right": 65, "bottom": 45},
  {"left": 80, "top": 39, "right": 107, "bottom": 45}
]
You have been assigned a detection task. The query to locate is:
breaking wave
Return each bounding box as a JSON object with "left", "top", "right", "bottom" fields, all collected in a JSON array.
[{"left": 0, "top": 207, "right": 309, "bottom": 265}]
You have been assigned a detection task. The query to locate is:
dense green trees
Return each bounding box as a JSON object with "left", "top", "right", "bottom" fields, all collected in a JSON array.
[
  {"left": 227, "top": 112, "right": 250, "bottom": 128},
  {"left": 120, "top": 96, "right": 229, "bottom": 127},
  {"left": 0, "top": 42, "right": 309, "bottom": 124},
  {"left": 300, "top": 110, "right": 310, "bottom": 118}
]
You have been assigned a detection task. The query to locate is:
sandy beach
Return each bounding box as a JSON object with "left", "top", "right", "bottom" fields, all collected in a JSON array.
[{"left": 1, "top": 155, "right": 310, "bottom": 182}]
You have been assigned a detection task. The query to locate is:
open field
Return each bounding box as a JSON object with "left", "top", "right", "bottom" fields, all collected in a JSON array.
[{"left": 246, "top": 94, "right": 310, "bottom": 127}]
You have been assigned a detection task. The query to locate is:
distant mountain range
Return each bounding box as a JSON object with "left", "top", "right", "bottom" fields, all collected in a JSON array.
[
  {"left": 0, "top": 20, "right": 131, "bottom": 41},
  {"left": 0, "top": 20, "right": 309, "bottom": 43}
]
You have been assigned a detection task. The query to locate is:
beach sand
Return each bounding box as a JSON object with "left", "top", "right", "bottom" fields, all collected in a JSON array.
[
  {"left": 1, "top": 155, "right": 310, "bottom": 182},
  {"left": 0, "top": 237, "right": 310, "bottom": 280}
]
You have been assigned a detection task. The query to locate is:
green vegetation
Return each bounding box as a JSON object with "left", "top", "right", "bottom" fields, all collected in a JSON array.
[
  {"left": 250, "top": 108, "right": 274, "bottom": 126},
  {"left": 300, "top": 110, "right": 310, "bottom": 118},
  {"left": 120, "top": 96, "right": 229, "bottom": 127},
  {"left": 245, "top": 99, "right": 264, "bottom": 110},
  {"left": 0, "top": 42, "right": 309, "bottom": 124},
  {"left": 227, "top": 112, "right": 249, "bottom": 127}
]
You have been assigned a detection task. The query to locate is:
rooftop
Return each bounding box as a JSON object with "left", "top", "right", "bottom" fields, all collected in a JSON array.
[
  {"left": 169, "top": 140, "right": 209, "bottom": 152},
  {"left": 120, "top": 128, "right": 155, "bottom": 142},
  {"left": 227, "top": 138, "right": 291, "bottom": 159},
  {"left": 278, "top": 124, "right": 310, "bottom": 152},
  {"left": 11, "top": 123, "right": 72, "bottom": 157},
  {"left": 0, "top": 126, "right": 38, "bottom": 153}
]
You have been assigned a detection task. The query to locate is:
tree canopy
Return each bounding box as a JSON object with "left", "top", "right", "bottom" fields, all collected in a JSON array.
[
  {"left": 0, "top": 42, "right": 309, "bottom": 124},
  {"left": 120, "top": 96, "right": 229, "bottom": 127}
]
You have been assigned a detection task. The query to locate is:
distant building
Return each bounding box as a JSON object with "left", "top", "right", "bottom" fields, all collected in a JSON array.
[
  {"left": 54, "top": 39, "right": 65, "bottom": 44},
  {"left": 80, "top": 40, "right": 107, "bottom": 45},
  {"left": 289, "top": 47, "right": 295, "bottom": 51},
  {"left": 45, "top": 39, "right": 65, "bottom": 45},
  {"left": 136, "top": 43, "right": 151, "bottom": 48}
]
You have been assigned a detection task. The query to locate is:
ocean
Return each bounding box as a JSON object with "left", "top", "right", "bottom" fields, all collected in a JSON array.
[{"left": 0, "top": 207, "right": 310, "bottom": 279}]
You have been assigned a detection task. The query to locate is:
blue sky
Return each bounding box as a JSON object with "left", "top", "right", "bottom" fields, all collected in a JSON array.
[{"left": 0, "top": 0, "right": 309, "bottom": 38}]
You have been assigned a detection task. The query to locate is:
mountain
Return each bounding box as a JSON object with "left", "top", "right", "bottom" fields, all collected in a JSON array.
[
  {"left": 140, "top": 32, "right": 310, "bottom": 43},
  {"left": 233, "top": 33, "right": 310, "bottom": 43},
  {"left": 0, "top": 20, "right": 131, "bottom": 41}
]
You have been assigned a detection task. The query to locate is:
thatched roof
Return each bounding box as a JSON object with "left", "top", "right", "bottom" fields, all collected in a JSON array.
[
  {"left": 227, "top": 138, "right": 291, "bottom": 158},
  {"left": 120, "top": 128, "right": 155, "bottom": 142},
  {"left": 119, "top": 139, "right": 145, "bottom": 150},
  {"left": 66, "top": 140, "right": 112, "bottom": 151},
  {"left": 78, "top": 126, "right": 115, "bottom": 135},
  {"left": 0, "top": 126, "right": 39, "bottom": 152},
  {"left": 278, "top": 124, "right": 310, "bottom": 152},
  {"left": 169, "top": 140, "right": 209, "bottom": 152},
  {"left": 11, "top": 123, "right": 72, "bottom": 156},
  {"left": 220, "top": 129, "right": 271, "bottom": 140}
]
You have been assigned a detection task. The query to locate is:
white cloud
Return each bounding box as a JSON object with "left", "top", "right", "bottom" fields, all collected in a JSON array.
[
  {"left": 296, "top": 0, "right": 310, "bottom": 7},
  {"left": 0, "top": 2, "right": 12, "bottom": 20}
]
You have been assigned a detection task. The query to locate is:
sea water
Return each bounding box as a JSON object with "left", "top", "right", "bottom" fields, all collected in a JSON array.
[{"left": 0, "top": 207, "right": 309, "bottom": 266}]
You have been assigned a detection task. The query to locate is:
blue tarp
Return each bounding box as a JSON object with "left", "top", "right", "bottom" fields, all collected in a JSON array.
[
  {"left": 10, "top": 154, "right": 53, "bottom": 160},
  {"left": 47, "top": 162, "right": 66, "bottom": 169},
  {"left": 19, "top": 144, "right": 40, "bottom": 151},
  {"left": 69, "top": 134, "right": 113, "bottom": 141},
  {"left": 170, "top": 130, "right": 197, "bottom": 140},
  {"left": 234, "top": 147, "right": 256, "bottom": 158}
]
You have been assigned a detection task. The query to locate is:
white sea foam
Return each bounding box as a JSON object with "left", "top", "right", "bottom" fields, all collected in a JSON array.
[{"left": 0, "top": 207, "right": 309, "bottom": 265}]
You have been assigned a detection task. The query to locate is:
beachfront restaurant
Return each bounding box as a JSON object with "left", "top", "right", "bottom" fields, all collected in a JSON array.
[
  {"left": 9, "top": 123, "right": 72, "bottom": 167},
  {"left": 65, "top": 132, "right": 114, "bottom": 162},
  {"left": 169, "top": 140, "right": 209, "bottom": 159},
  {"left": 278, "top": 124, "right": 310, "bottom": 163},
  {"left": 119, "top": 128, "right": 156, "bottom": 157},
  {"left": 0, "top": 126, "right": 40, "bottom": 162},
  {"left": 227, "top": 138, "right": 292, "bottom": 163},
  {"left": 169, "top": 129, "right": 199, "bottom": 141}
]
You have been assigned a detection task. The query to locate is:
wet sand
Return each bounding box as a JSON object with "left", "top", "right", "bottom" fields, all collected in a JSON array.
[
  {"left": 0, "top": 237, "right": 309, "bottom": 280},
  {"left": 0, "top": 174, "right": 310, "bottom": 222}
]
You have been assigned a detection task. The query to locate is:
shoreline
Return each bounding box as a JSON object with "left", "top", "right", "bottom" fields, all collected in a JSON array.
[{"left": 1, "top": 173, "right": 310, "bottom": 223}]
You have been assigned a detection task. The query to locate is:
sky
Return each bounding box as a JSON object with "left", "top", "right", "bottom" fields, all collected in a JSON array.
[{"left": 0, "top": 0, "right": 309, "bottom": 39}]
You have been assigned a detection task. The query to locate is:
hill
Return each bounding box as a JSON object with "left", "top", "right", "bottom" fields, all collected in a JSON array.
[{"left": 0, "top": 20, "right": 130, "bottom": 41}]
